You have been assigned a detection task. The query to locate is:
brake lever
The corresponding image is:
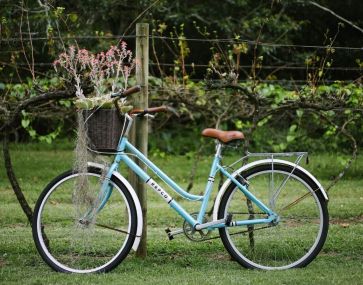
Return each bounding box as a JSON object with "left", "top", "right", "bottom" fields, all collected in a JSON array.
[
  {"left": 135, "top": 113, "right": 155, "bottom": 119},
  {"left": 166, "top": 106, "right": 180, "bottom": 117},
  {"left": 145, "top": 114, "right": 155, "bottom": 119}
]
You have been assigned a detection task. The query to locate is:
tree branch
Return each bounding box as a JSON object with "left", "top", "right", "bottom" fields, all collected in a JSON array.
[
  {"left": 1, "top": 89, "right": 74, "bottom": 132},
  {"left": 1, "top": 88, "right": 75, "bottom": 226},
  {"left": 2, "top": 131, "right": 33, "bottom": 224},
  {"left": 309, "top": 1, "right": 363, "bottom": 34},
  {"left": 319, "top": 114, "right": 358, "bottom": 191}
]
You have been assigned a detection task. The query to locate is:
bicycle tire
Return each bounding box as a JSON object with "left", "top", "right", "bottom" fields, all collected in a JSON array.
[
  {"left": 32, "top": 167, "right": 138, "bottom": 273},
  {"left": 218, "top": 163, "right": 329, "bottom": 270}
]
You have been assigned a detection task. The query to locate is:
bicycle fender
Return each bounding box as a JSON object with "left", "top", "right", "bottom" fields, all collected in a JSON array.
[
  {"left": 212, "top": 159, "right": 328, "bottom": 221},
  {"left": 88, "top": 162, "right": 143, "bottom": 251}
]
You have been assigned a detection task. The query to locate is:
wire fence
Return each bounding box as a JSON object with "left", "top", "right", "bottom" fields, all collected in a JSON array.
[
  {"left": 151, "top": 35, "right": 363, "bottom": 51},
  {"left": 1, "top": 34, "right": 362, "bottom": 85},
  {"left": 1, "top": 34, "right": 363, "bottom": 51},
  {"left": 0, "top": 35, "right": 137, "bottom": 42}
]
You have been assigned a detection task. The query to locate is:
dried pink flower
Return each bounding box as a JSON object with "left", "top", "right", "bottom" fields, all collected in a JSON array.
[{"left": 53, "top": 44, "right": 135, "bottom": 98}]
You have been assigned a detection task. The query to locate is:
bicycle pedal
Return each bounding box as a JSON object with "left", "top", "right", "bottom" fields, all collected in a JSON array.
[
  {"left": 165, "top": 228, "right": 174, "bottom": 240},
  {"left": 225, "top": 214, "right": 233, "bottom": 226}
]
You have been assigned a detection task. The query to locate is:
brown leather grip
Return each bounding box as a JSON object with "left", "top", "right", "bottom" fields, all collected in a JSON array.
[
  {"left": 122, "top": 85, "right": 141, "bottom": 97},
  {"left": 130, "top": 105, "right": 168, "bottom": 115}
]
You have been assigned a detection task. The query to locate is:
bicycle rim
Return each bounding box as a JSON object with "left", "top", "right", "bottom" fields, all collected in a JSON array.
[
  {"left": 219, "top": 164, "right": 328, "bottom": 270},
  {"left": 34, "top": 171, "right": 135, "bottom": 273}
]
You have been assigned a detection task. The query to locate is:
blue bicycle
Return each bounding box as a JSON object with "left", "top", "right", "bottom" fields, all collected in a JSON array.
[{"left": 32, "top": 87, "right": 329, "bottom": 273}]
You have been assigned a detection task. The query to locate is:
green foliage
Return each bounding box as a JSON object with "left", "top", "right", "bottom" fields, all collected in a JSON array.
[
  {"left": 1, "top": 77, "right": 68, "bottom": 143},
  {"left": 21, "top": 110, "right": 63, "bottom": 144},
  {"left": 148, "top": 78, "right": 362, "bottom": 154},
  {"left": 2, "top": 68, "right": 361, "bottom": 154}
]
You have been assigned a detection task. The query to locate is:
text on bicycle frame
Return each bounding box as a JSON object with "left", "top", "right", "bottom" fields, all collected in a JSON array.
[{"left": 146, "top": 178, "right": 173, "bottom": 203}]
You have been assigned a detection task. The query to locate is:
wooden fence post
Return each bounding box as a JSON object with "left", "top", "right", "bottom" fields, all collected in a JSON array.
[{"left": 132, "top": 23, "right": 149, "bottom": 258}]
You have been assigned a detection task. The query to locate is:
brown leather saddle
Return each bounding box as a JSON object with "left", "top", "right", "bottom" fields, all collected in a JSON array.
[{"left": 201, "top": 128, "right": 244, "bottom": 144}]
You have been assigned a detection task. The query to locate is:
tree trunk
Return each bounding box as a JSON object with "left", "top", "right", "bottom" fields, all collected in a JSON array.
[
  {"left": 2, "top": 131, "right": 33, "bottom": 225},
  {"left": 133, "top": 23, "right": 149, "bottom": 258}
]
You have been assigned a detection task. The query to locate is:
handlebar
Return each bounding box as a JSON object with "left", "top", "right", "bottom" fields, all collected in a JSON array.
[
  {"left": 129, "top": 106, "right": 169, "bottom": 117},
  {"left": 111, "top": 85, "right": 141, "bottom": 98},
  {"left": 110, "top": 86, "right": 178, "bottom": 118}
]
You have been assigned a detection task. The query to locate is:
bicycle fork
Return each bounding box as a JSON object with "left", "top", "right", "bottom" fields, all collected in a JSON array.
[{"left": 79, "top": 164, "right": 117, "bottom": 225}]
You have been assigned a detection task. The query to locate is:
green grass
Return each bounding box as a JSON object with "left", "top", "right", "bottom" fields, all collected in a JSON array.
[{"left": 0, "top": 143, "right": 362, "bottom": 284}]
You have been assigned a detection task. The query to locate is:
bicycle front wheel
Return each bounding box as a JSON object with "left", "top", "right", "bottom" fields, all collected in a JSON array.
[
  {"left": 32, "top": 168, "right": 138, "bottom": 273},
  {"left": 218, "top": 163, "right": 328, "bottom": 270}
]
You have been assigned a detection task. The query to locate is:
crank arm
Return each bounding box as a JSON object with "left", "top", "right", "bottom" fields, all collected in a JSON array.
[{"left": 165, "top": 228, "right": 184, "bottom": 240}]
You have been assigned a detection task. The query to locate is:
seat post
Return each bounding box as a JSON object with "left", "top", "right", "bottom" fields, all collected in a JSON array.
[{"left": 215, "top": 142, "right": 223, "bottom": 158}]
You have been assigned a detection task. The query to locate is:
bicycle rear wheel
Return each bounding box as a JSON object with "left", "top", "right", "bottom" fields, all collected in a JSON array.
[
  {"left": 218, "top": 163, "right": 328, "bottom": 270},
  {"left": 32, "top": 168, "right": 138, "bottom": 273}
]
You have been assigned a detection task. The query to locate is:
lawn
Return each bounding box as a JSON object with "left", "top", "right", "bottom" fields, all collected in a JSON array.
[{"left": 0, "top": 143, "right": 362, "bottom": 284}]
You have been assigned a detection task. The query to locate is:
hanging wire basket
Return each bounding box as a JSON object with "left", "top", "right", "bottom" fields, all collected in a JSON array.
[{"left": 83, "top": 108, "right": 127, "bottom": 153}]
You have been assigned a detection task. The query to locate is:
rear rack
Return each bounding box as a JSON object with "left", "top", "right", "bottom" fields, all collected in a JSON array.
[
  {"left": 223, "top": 151, "right": 309, "bottom": 211},
  {"left": 227, "top": 151, "right": 308, "bottom": 169}
]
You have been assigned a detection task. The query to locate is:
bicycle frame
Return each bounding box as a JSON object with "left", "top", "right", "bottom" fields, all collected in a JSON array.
[{"left": 97, "top": 114, "right": 278, "bottom": 231}]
